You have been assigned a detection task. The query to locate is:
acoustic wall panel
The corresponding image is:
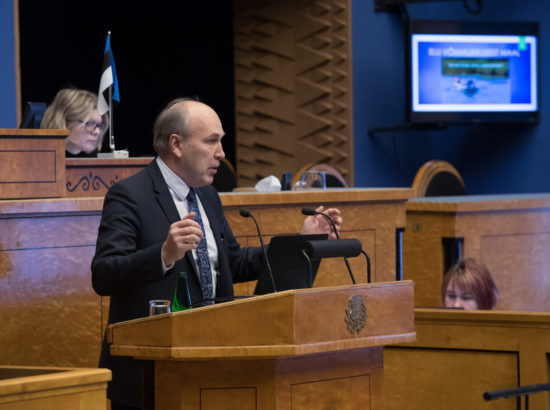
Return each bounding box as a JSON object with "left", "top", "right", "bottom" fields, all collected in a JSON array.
[{"left": 234, "top": 0, "right": 353, "bottom": 187}]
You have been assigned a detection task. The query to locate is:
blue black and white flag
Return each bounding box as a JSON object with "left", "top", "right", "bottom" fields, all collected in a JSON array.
[{"left": 98, "top": 31, "right": 120, "bottom": 115}]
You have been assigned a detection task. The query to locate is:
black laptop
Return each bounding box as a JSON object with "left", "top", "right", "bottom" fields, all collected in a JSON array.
[{"left": 253, "top": 233, "right": 328, "bottom": 295}]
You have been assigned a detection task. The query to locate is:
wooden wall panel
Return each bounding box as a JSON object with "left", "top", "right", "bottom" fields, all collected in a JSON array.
[
  {"left": 482, "top": 232, "right": 550, "bottom": 311},
  {"left": 233, "top": 0, "right": 354, "bottom": 187}
]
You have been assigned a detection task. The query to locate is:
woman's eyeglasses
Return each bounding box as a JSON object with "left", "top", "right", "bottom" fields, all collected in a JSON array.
[{"left": 78, "top": 120, "right": 107, "bottom": 133}]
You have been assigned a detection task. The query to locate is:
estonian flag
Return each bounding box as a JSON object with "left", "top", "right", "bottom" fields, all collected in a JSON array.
[{"left": 98, "top": 32, "right": 120, "bottom": 115}]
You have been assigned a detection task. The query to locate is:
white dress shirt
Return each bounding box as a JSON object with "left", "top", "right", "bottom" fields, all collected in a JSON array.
[{"left": 156, "top": 157, "right": 219, "bottom": 291}]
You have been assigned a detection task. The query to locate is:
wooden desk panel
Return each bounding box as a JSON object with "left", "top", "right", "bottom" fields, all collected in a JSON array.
[
  {"left": 0, "top": 366, "right": 110, "bottom": 410},
  {"left": 386, "top": 348, "right": 518, "bottom": 410},
  {"left": 65, "top": 157, "right": 153, "bottom": 197},
  {"left": 156, "top": 348, "right": 383, "bottom": 410},
  {"left": 404, "top": 194, "right": 550, "bottom": 310},
  {"left": 384, "top": 308, "right": 550, "bottom": 410},
  {"left": 0, "top": 129, "right": 68, "bottom": 200},
  {"left": 222, "top": 188, "right": 411, "bottom": 286},
  {"left": 0, "top": 199, "right": 104, "bottom": 368}
]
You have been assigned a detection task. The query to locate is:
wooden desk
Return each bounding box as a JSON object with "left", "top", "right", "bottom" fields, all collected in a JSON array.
[
  {"left": 0, "top": 129, "right": 67, "bottom": 199},
  {"left": 404, "top": 194, "right": 550, "bottom": 311},
  {"left": 0, "top": 366, "right": 110, "bottom": 410},
  {"left": 0, "top": 188, "right": 410, "bottom": 371},
  {"left": 384, "top": 308, "right": 550, "bottom": 410},
  {"left": 0, "top": 129, "right": 152, "bottom": 199}
]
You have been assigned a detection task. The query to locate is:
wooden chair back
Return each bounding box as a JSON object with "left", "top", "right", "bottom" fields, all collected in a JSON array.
[{"left": 412, "top": 160, "right": 466, "bottom": 197}]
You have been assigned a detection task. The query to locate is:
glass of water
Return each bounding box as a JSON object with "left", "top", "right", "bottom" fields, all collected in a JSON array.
[
  {"left": 149, "top": 299, "right": 171, "bottom": 316},
  {"left": 300, "top": 170, "right": 326, "bottom": 190}
]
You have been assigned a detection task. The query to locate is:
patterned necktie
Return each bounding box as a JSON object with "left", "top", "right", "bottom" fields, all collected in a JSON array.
[{"left": 186, "top": 188, "right": 213, "bottom": 302}]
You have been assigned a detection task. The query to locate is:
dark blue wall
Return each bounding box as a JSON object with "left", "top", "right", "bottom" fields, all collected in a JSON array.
[
  {"left": 0, "top": 0, "right": 17, "bottom": 128},
  {"left": 353, "top": 0, "right": 550, "bottom": 194}
]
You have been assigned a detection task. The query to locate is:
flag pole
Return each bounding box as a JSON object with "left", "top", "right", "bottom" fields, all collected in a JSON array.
[
  {"left": 109, "top": 84, "right": 114, "bottom": 151},
  {"left": 97, "top": 30, "right": 127, "bottom": 158},
  {"left": 108, "top": 30, "right": 114, "bottom": 152}
]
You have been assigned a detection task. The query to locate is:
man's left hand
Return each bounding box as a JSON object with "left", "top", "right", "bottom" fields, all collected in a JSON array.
[{"left": 300, "top": 205, "right": 342, "bottom": 240}]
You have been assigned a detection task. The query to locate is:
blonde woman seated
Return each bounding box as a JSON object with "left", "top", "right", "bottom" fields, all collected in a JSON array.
[
  {"left": 441, "top": 258, "right": 499, "bottom": 310},
  {"left": 41, "top": 88, "right": 108, "bottom": 157}
]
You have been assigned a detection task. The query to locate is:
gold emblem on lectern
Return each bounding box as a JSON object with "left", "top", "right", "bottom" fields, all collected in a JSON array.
[{"left": 345, "top": 294, "right": 367, "bottom": 334}]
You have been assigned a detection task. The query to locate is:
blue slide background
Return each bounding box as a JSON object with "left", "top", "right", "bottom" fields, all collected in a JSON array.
[{"left": 417, "top": 40, "right": 533, "bottom": 106}]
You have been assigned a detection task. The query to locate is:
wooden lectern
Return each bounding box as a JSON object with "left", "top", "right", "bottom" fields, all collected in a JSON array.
[{"left": 108, "top": 281, "right": 415, "bottom": 409}]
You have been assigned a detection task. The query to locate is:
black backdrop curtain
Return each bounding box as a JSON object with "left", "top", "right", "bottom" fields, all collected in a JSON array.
[{"left": 19, "top": 0, "right": 236, "bottom": 160}]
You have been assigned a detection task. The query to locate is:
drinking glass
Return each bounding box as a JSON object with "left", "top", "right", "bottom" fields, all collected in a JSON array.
[
  {"left": 300, "top": 171, "right": 326, "bottom": 190},
  {"left": 149, "top": 299, "right": 171, "bottom": 316}
]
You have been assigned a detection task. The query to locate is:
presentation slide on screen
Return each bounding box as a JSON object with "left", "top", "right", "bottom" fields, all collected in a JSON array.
[{"left": 412, "top": 34, "right": 537, "bottom": 112}]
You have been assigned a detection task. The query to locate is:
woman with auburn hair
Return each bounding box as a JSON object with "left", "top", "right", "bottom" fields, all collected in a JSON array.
[
  {"left": 41, "top": 88, "right": 108, "bottom": 157},
  {"left": 441, "top": 258, "right": 499, "bottom": 310}
]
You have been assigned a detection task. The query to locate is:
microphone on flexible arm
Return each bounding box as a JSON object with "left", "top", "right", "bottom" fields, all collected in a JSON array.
[
  {"left": 301, "top": 207, "right": 356, "bottom": 284},
  {"left": 239, "top": 208, "right": 277, "bottom": 292}
]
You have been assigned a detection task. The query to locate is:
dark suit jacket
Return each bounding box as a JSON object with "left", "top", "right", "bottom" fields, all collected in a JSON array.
[{"left": 91, "top": 159, "right": 263, "bottom": 407}]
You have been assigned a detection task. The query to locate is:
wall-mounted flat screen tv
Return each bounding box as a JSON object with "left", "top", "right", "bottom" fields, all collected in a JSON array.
[{"left": 408, "top": 20, "right": 539, "bottom": 124}]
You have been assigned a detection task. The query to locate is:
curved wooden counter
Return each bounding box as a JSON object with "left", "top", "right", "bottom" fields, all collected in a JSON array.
[
  {"left": 404, "top": 193, "right": 550, "bottom": 311},
  {"left": 0, "top": 188, "right": 411, "bottom": 371}
]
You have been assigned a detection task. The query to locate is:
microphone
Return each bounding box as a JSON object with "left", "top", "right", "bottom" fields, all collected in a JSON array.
[
  {"left": 239, "top": 208, "right": 277, "bottom": 292},
  {"left": 304, "top": 239, "right": 362, "bottom": 258},
  {"left": 301, "top": 207, "right": 356, "bottom": 284}
]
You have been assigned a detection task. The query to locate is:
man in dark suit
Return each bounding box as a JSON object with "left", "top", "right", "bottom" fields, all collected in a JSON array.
[{"left": 91, "top": 97, "right": 342, "bottom": 410}]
